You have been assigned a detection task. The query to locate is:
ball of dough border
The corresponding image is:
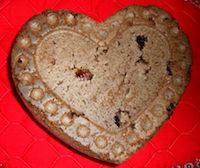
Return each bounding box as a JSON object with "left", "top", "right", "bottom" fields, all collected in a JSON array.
[
  {"left": 29, "top": 20, "right": 41, "bottom": 32},
  {"left": 94, "top": 135, "right": 108, "bottom": 149},
  {"left": 16, "top": 55, "right": 29, "bottom": 68},
  {"left": 18, "top": 37, "right": 31, "bottom": 48},
  {"left": 61, "top": 113, "right": 73, "bottom": 126},
  {"left": 44, "top": 100, "right": 58, "bottom": 114},
  {"left": 112, "top": 143, "right": 124, "bottom": 155},
  {"left": 30, "top": 88, "right": 44, "bottom": 100},
  {"left": 77, "top": 124, "right": 90, "bottom": 138},
  {"left": 19, "top": 72, "right": 33, "bottom": 85}
]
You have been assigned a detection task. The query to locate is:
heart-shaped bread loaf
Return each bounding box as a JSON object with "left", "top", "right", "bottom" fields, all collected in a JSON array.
[{"left": 11, "top": 5, "right": 191, "bottom": 164}]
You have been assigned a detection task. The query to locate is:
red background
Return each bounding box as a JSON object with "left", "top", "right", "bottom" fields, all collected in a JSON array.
[{"left": 0, "top": 0, "right": 200, "bottom": 167}]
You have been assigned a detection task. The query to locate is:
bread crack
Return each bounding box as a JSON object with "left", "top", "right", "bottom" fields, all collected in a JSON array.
[
  {"left": 114, "top": 109, "right": 131, "bottom": 127},
  {"left": 135, "top": 54, "right": 149, "bottom": 65},
  {"left": 166, "top": 61, "right": 173, "bottom": 76},
  {"left": 136, "top": 35, "right": 148, "bottom": 50}
]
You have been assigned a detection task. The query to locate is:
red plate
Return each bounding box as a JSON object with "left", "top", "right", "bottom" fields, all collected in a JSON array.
[{"left": 0, "top": 0, "right": 200, "bottom": 167}]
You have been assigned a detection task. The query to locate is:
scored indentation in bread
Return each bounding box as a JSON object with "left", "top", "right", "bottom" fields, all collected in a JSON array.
[{"left": 11, "top": 5, "right": 192, "bottom": 164}]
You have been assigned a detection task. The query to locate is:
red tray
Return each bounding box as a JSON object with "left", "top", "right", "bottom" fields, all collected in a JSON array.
[{"left": 0, "top": 0, "right": 200, "bottom": 167}]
